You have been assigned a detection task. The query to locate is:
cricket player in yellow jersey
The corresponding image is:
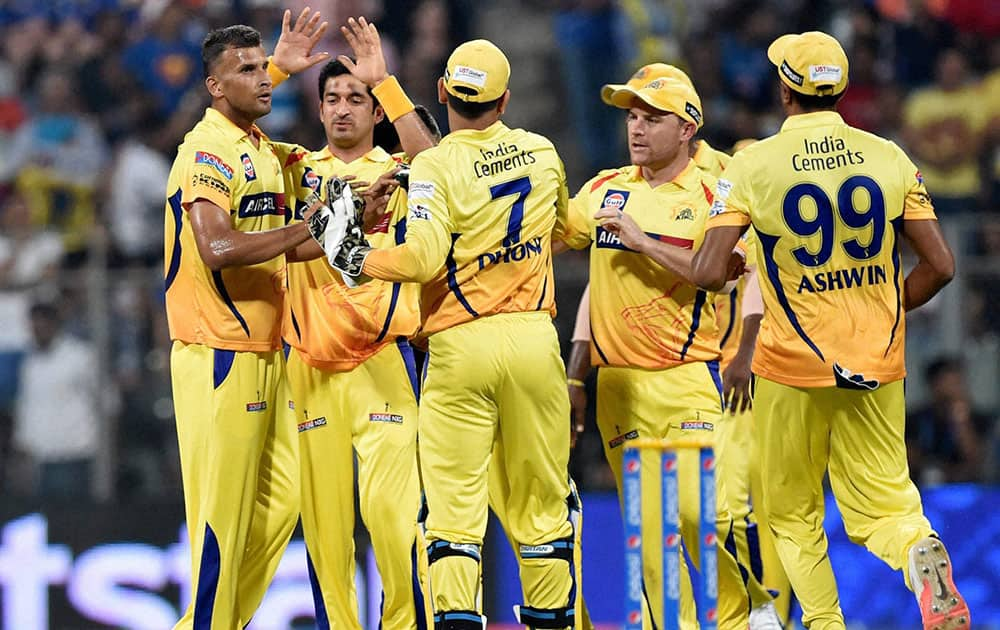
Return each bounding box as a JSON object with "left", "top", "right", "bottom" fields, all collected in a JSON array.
[
  {"left": 276, "top": 18, "right": 437, "bottom": 630},
  {"left": 164, "top": 13, "right": 333, "bottom": 629},
  {"left": 691, "top": 31, "right": 970, "bottom": 630},
  {"left": 559, "top": 76, "right": 762, "bottom": 630},
  {"left": 567, "top": 61, "right": 732, "bottom": 442},
  {"left": 325, "top": 39, "right": 579, "bottom": 630},
  {"left": 567, "top": 61, "right": 734, "bottom": 438}
]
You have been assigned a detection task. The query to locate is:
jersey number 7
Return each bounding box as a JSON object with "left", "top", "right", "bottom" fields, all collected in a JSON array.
[{"left": 490, "top": 176, "right": 532, "bottom": 247}]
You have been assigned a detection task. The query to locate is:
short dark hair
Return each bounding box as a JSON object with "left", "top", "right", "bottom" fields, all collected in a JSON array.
[
  {"left": 446, "top": 93, "right": 501, "bottom": 119},
  {"left": 925, "top": 356, "right": 963, "bottom": 383},
  {"left": 202, "top": 25, "right": 262, "bottom": 77},
  {"left": 788, "top": 87, "right": 844, "bottom": 111},
  {"left": 317, "top": 59, "right": 375, "bottom": 109},
  {"left": 373, "top": 104, "right": 443, "bottom": 153}
]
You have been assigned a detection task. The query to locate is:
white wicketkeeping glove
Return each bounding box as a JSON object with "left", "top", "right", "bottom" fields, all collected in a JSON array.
[
  {"left": 307, "top": 210, "right": 348, "bottom": 268},
  {"left": 321, "top": 177, "right": 373, "bottom": 287}
]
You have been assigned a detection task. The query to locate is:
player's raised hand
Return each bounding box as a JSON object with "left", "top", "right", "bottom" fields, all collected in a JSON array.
[
  {"left": 338, "top": 17, "right": 388, "bottom": 87},
  {"left": 595, "top": 207, "right": 649, "bottom": 252},
  {"left": 272, "top": 7, "right": 330, "bottom": 75}
]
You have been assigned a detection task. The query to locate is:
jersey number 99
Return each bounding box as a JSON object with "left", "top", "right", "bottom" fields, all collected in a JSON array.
[{"left": 783, "top": 175, "right": 886, "bottom": 267}]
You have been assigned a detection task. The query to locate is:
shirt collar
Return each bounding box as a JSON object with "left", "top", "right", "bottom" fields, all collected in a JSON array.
[
  {"left": 202, "top": 107, "right": 268, "bottom": 144},
  {"left": 443, "top": 120, "right": 508, "bottom": 143},
  {"left": 627, "top": 158, "right": 699, "bottom": 191},
  {"left": 780, "top": 110, "right": 845, "bottom": 132},
  {"left": 313, "top": 145, "right": 394, "bottom": 165}
]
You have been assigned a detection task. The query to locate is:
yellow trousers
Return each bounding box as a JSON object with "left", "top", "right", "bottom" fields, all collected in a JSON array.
[
  {"left": 597, "top": 362, "right": 764, "bottom": 630},
  {"left": 716, "top": 407, "right": 792, "bottom": 624},
  {"left": 754, "top": 377, "right": 933, "bottom": 630},
  {"left": 171, "top": 342, "right": 299, "bottom": 630},
  {"left": 420, "top": 313, "right": 576, "bottom": 628},
  {"left": 286, "top": 341, "right": 428, "bottom": 629}
]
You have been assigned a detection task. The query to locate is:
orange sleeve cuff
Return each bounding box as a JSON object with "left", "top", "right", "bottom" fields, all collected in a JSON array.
[
  {"left": 706, "top": 212, "right": 750, "bottom": 230},
  {"left": 267, "top": 56, "right": 289, "bottom": 88},
  {"left": 182, "top": 188, "right": 231, "bottom": 213},
  {"left": 903, "top": 205, "right": 938, "bottom": 221}
]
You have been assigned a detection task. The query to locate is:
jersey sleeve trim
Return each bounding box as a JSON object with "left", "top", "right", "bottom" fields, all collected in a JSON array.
[{"left": 706, "top": 213, "right": 750, "bottom": 229}]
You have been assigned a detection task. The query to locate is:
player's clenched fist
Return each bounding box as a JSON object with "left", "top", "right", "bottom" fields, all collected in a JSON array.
[{"left": 594, "top": 206, "right": 648, "bottom": 252}]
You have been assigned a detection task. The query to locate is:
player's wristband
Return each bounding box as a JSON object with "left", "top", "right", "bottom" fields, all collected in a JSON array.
[
  {"left": 372, "top": 75, "right": 415, "bottom": 122},
  {"left": 267, "top": 56, "right": 289, "bottom": 87},
  {"left": 567, "top": 378, "right": 586, "bottom": 388}
]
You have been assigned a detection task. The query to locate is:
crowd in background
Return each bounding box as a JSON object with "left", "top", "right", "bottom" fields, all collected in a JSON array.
[{"left": 0, "top": 0, "right": 997, "bottom": 503}]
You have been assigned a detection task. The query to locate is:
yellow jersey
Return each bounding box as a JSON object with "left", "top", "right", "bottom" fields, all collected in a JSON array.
[
  {"left": 280, "top": 145, "right": 420, "bottom": 372},
  {"left": 560, "top": 160, "right": 721, "bottom": 370},
  {"left": 164, "top": 108, "right": 287, "bottom": 352},
  {"left": 690, "top": 138, "right": 752, "bottom": 369},
  {"left": 706, "top": 111, "right": 937, "bottom": 387},
  {"left": 902, "top": 85, "right": 987, "bottom": 197},
  {"left": 363, "top": 121, "right": 568, "bottom": 336},
  {"left": 692, "top": 140, "right": 731, "bottom": 175}
]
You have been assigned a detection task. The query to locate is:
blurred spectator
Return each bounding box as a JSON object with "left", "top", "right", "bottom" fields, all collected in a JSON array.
[
  {"left": 0, "top": 191, "right": 64, "bottom": 489},
  {"left": 885, "top": 2, "right": 955, "bottom": 88},
  {"left": 902, "top": 48, "right": 987, "bottom": 216},
  {"left": 615, "top": 0, "right": 680, "bottom": 70},
  {"left": 79, "top": 10, "right": 151, "bottom": 143},
  {"left": 906, "top": 357, "right": 993, "bottom": 485},
  {"left": 962, "top": 288, "right": 1000, "bottom": 412},
  {"left": 400, "top": 0, "right": 453, "bottom": 130},
  {"left": 986, "top": 39, "right": 1000, "bottom": 206},
  {"left": 552, "top": 0, "right": 627, "bottom": 173},
  {"left": 0, "top": 69, "right": 107, "bottom": 187},
  {"left": 106, "top": 111, "right": 172, "bottom": 266},
  {"left": 937, "top": 0, "right": 1000, "bottom": 38},
  {"left": 837, "top": 40, "right": 884, "bottom": 132},
  {"left": 121, "top": 3, "right": 202, "bottom": 116},
  {"left": 10, "top": 302, "right": 108, "bottom": 501},
  {"left": 718, "top": 3, "right": 779, "bottom": 111},
  {"left": 1, "top": 70, "right": 108, "bottom": 261},
  {"left": 0, "top": 13, "right": 49, "bottom": 91},
  {"left": 0, "top": 190, "right": 64, "bottom": 358},
  {"left": 0, "top": 63, "right": 25, "bottom": 180}
]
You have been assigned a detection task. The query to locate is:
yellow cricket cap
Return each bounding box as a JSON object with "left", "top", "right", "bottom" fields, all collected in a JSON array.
[
  {"left": 767, "top": 31, "right": 849, "bottom": 96},
  {"left": 443, "top": 39, "right": 510, "bottom": 103},
  {"left": 600, "top": 63, "right": 694, "bottom": 105},
  {"left": 609, "top": 77, "right": 704, "bottom": 127}
]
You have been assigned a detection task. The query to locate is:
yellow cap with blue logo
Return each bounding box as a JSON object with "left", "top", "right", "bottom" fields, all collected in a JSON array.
[
  {"left": 609, "top": 77, "right": 704, "bottom": 127},
  {"left": 767, "top": 31, "right": 849, "bottom": 96},
  {"left": 443, "top": 39, "right": 511, "bottom": 103},
  {"left": 600, "top": 63, "right": 694, "bottom": 105}
]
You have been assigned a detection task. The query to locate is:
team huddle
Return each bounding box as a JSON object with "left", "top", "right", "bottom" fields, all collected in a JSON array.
[{"left": 163, "top": 7, "right": 971, "bottom": 630}]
